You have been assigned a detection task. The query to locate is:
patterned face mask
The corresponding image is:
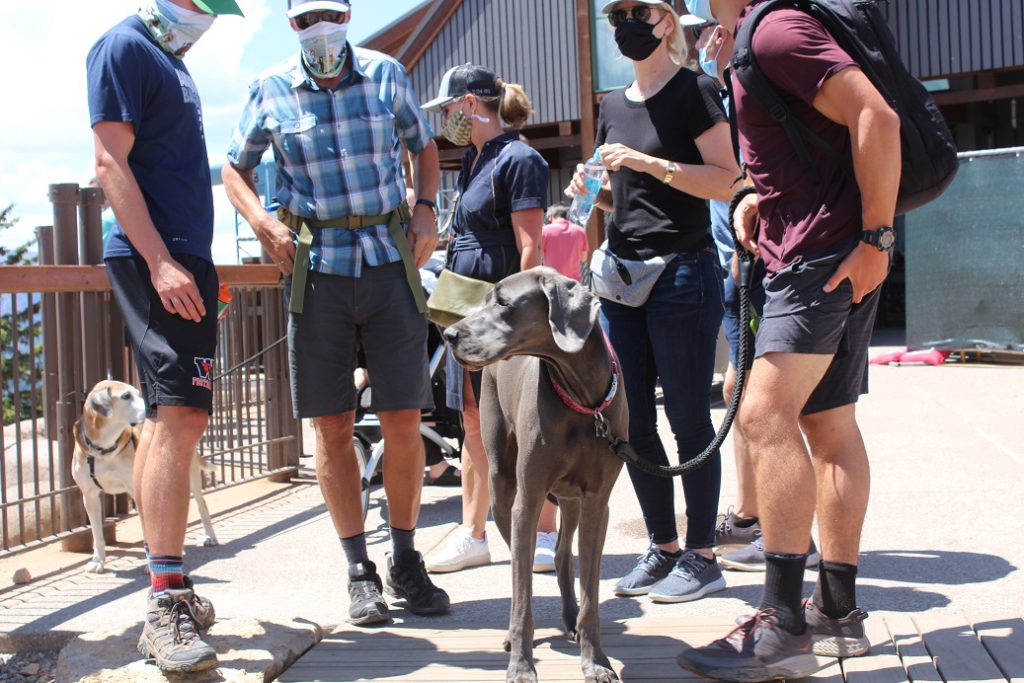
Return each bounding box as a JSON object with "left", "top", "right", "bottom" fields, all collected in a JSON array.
[
  {"left": 441, "top": 109, "right": 474, "bottom": 147},
  {"left": 138, "top": 0, "right": 216, "bottom": 59},
  {"left": 297, "top": 20, "right": 349, "bottom": 79}
]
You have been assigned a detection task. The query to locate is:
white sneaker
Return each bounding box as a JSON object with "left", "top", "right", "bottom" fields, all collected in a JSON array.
[
  {"left": 424, "top": 526, "right": 490, "bottom": 573},
  {"left": 533, "top": 531, "right": 558, "bottom": 573}
]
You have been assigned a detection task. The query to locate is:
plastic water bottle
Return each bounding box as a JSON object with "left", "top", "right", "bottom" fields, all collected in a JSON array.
[{"left": 568, "top": 149, "right": 605, "bottom": 226}]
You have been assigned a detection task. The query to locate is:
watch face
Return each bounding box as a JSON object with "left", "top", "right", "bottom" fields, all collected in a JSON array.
[{"left": 879, "top": 229, "right": 896, "bottom": 250}]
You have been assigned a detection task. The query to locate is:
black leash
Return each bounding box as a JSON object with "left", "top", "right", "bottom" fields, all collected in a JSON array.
[{"left": 596, "top": 187, "right": 760, "bottom": 478}]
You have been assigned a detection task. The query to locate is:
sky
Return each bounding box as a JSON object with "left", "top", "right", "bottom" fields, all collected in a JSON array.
[{"left": 0, "top": 0, "right": 425, "bottom": 263}]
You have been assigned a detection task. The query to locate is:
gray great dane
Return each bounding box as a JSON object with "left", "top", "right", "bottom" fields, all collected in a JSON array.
[{"left": 445, "top": 267, "right": 627, "bottom": 683}]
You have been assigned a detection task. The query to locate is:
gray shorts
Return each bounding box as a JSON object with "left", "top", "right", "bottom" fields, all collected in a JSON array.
[
  {"left": 287, "top": 263, "right": 433, "bottom": 419},
  {"left": 755, "top": 238, "right": 883, "bottom": 415}
]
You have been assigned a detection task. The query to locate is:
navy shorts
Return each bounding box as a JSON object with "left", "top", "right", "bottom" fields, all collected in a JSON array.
[
  {"left": 106, "top": 254, "right": 219, "bottom": 416},
  {"left": 721, "top": 259, "right": 766, "bottom": 370},
  {"left": 755, "top": 238, "right": 884, "bottom": 415}
]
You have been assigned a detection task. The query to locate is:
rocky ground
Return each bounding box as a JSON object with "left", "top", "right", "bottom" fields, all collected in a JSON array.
[{"left": 0, "top": 650, "right": 57, "bottom": 683}]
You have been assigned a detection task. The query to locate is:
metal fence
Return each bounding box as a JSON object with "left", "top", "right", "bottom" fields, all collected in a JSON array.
[{"left": 0, "top": 183, "right": 301, "bottom": 556}]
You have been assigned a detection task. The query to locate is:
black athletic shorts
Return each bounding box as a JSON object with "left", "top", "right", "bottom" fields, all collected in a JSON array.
[{"left": 106, "top": 254, "right": 219, "bottom": 416}]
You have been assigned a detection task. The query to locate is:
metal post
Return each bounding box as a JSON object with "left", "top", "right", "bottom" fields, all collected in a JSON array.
[
  {"left": 37, "top": 226, "right": 59, "bottom": 443},
  {"left": 50, "top": 183, "right": 89, "bottom": 548}
]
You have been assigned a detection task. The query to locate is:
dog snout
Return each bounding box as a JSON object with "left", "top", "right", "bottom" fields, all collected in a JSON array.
[{"left": 443, "top": 326, "right": 460, "bottom": 344}]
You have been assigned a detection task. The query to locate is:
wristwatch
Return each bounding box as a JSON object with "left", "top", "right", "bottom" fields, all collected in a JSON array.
[
  {"left": 662, "top": 161, "right": 677, "bottom": 185},
  {"left": 861, "top": 226, "right": 896, "bottom": 253},
  {"left": 415, "top": 198, "right": 438, "bottom": 220}
]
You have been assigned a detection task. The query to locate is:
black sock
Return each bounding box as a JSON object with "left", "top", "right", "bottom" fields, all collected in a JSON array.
[
  {"left": 340, "top": 533, "right": 369, "bottom": 568},
  {"left": 758, "top": 552, "right": 808, "bottom": 635},
  {"left": 735, "top": 515, "right": 759, "bottom": 528},
  {"left": 813, "top": 561, "right": 858, "bottom": 618},
  {"left": 390, "top": 526, "right": 416, "bottom": 557}
]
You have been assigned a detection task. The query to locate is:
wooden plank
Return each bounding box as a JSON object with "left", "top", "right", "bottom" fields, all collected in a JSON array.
[
  {"left": 883, "top": 614, "right": 943, "bottom": 682},
  {"left": 915, "top": 613, "right": 1006, "bottom": 683},
  {"left": 788, "top": 658, "right": 844, "bottom": 682},
  {"left": 968, "top": 614, "right": 1024, "bottom": 682},
  {"left": 0, "top": 264, "right": 280, "bottom": 294},
  {"left": 842, "top": 617, "right": 909, "bottom": 683}
]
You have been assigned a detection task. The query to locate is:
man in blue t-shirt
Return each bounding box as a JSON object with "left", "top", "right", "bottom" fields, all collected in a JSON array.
[{"left": 87, "top": 0, "right": 243, "bottom": 673}]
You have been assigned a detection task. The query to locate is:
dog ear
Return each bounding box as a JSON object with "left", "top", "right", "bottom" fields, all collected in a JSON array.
[
  {"left": 541, "top": 272, "right": 599, "bottom": 354},
  {"left": 88, "top": 388, "right": 112, "bottom": 418}
]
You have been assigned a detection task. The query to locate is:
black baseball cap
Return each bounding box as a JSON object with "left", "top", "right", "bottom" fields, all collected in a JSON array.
[{"left": 421, "top": 63, "right": 501, "bottom": 111}]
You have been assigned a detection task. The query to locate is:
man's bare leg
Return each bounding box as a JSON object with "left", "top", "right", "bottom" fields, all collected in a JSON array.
[
  {"left": 141, "top": 407, "right": 209, "bottom": 559},
  {"left": 378, "top": 409, "right": 426, "bottom": 531},
  {"left": 723, "top": 363, "right": 758, "bottom": 519},
  {"left": 312, "top": 413, "right": 363, "bottom": 538}
]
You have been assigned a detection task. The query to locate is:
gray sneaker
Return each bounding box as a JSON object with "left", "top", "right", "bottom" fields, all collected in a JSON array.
[
  {"left": 677, "top": 610, "right": 819, "bottom": 682},
  {"left": 720, "top": 535, "right": 821, "bottom": 572},
  {"left": 182, "top": 576, "right": 215, "bottom": 630},
  {"left": 649, "top": 550, "right": 727, "bottom": 603},
  {"left": 137, "top": 589, "right": 218, "bottom": 673},
  {"left": 806, "top": 600, "right": 870, "bottom": 657},
  {"left": 613, "top": 545, "right": 678, "bottom": 596},
  {"left": 714, "top": 508, "right": 761, "bottom": 553}
]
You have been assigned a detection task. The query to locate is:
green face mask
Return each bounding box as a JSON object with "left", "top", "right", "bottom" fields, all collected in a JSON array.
[{"left": 441, "top": 110, "right": 473, "bottom": 147}]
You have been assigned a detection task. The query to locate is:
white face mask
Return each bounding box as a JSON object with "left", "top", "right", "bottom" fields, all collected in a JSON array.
[
  {"left": 298, "top": 21, "right": 349, "bottom": 79},
  {"left": 138, "top": 0, "right": 216, "bottom": 59}
]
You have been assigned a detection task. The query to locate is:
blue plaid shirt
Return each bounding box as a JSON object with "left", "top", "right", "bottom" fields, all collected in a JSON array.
[{"left": 227, "top": 47, "right": 434, "bottom": 276}]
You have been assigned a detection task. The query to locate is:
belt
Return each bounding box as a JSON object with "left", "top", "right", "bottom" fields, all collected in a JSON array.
[{"left": 278, "top": 203, "right": 427, "bottom": 316}]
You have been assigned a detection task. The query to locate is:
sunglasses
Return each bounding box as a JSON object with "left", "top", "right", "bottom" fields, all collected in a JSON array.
[
  {"left": 292, "top": 10, "right": 348, "bottom": 30},
  {"left": 607, "top": 5, "right": 659, "bottom": 28},
  {"left": 689, "top": 22, "right": 718, "bottom": 41}
]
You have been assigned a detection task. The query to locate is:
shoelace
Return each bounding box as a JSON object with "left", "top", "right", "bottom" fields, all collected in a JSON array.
[
  {"left": 722, "top": 608, "right": 777, "bottom": 649},
  {"left": 166, "top": 598, "right": 199, "bottom": 645},
  {"left": 394, "top": 560, "right": 434, "bottom": 600},
  {"left": 675, "top": 552, "right": 710, "bottom": 579},
  {"left": 351, "top": 576, "right": 382, "bottom": 602},
  {"left": 714, "top": 506, "right": 736, "bottom": 536}
]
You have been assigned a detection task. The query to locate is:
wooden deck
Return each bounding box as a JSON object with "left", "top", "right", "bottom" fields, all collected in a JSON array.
[{"left": 278, "top": 612, "right": 1024, "bottom": 682}]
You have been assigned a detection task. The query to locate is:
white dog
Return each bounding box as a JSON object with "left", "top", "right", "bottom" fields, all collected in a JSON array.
[{"left": 71, "top": 380, "right": 218, "bottom": 573}]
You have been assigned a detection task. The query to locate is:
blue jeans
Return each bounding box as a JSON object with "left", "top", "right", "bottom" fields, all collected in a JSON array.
[{"left": 600, "top": 249, "right": 725, "bottom": 549}]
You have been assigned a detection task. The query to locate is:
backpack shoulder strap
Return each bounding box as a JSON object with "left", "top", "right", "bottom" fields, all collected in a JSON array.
[{"left": 732, "top": 0, "right": 854, "bottom": 183}]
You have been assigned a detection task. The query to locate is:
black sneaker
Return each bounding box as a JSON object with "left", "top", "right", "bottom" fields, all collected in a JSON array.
[
  {"left": 677, "top": 610, "right": 819, "bottom": 682},
  {"left": 613, "top": 544, "right": 677, "bottom": 596},
  {"left": 714, "top": 508, "right": 761, "bottom": 553},
  {"left": 348, "top": 561, "right": 390, "bottom": 626},
  {"left": 386, "top": 549, "right": 451, "bottom": 615},
  {"left": 137, "top": 589, "right": 218, "bottom": 673},
  {"left": 806, "top": 600, "right": 870, "bottom": 657}
]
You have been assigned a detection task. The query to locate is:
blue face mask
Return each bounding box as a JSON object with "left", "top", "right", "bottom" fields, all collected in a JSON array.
[
  {"left": 687, "top": 0, "right": 716, "bottom": 23},
  {"left": 699, "top": 45, "right": 720, "bottom": 82}
]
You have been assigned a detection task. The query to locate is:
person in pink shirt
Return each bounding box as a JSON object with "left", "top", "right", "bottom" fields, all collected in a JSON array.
[{"left": 541, "top": 204, "right": 590, "bottom": 281}]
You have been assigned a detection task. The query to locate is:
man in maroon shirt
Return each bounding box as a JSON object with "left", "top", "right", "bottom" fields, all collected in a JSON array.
[{"left": 678, "top": 0, "right": 900, "bottom": 680}]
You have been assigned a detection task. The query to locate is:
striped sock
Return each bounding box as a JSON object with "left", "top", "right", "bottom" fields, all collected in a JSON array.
[{"left": 149, "top": 554, "right": 185, "bottom": 595}]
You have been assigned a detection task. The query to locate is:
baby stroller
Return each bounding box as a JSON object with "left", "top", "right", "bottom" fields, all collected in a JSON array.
[{"left": 354, "top": 258, "right": 464, "bottom": 519}]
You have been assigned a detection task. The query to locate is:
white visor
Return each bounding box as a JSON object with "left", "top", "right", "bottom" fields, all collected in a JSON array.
[{"left": 287, "top": 1, "right": 350, "bottom": 19}]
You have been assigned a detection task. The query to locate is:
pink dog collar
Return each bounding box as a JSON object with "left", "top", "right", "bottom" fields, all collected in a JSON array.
[{"left": 548, "top": 332, "right": 620, "bottom": 416}]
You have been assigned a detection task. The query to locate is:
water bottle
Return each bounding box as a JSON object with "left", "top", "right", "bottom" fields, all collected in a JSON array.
[{"left": 568, "top": 149, "right": 605, "bottom": 226}]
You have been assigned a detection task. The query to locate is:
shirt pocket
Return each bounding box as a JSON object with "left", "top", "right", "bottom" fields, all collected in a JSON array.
[
  {"left": 349, "top": 110, "right": 398, "bottom": 158},
  {"left": 272, "top": 114, "right": 318, "bottom": 164}
]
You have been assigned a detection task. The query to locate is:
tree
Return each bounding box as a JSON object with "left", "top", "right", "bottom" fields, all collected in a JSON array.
[{"left": 0, "top": 205, "right": 43, "bottom": 425}]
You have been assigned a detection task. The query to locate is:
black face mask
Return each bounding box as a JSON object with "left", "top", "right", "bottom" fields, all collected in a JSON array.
[{"left": 614, "top": 19, "right": 663, "bottom": 62}]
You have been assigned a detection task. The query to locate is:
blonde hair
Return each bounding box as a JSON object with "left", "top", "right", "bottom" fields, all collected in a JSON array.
[
  {"left": 657, "top": 3, "right": 692, "bottom": 68},
  {"left": 479, "top": 78, "right": 534, "bottom": 130}
]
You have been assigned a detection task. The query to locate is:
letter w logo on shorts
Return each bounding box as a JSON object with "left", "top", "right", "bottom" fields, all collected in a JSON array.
[{"left": 193, "top": 357, "right": 214, "bottom": 390}]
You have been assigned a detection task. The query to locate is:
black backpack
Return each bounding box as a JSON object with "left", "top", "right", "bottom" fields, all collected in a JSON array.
[{"left": 730, "top": 0, "right": 959, "bottom": 215}]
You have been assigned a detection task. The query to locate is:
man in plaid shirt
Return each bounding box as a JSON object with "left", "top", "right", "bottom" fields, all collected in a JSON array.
[{"left": 223, "top": 0, "right": 448, "bottom": 625}]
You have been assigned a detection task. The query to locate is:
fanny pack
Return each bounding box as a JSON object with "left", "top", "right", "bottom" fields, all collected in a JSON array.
[{"left": 589, "top": 241, "right": 675, "bottom": 307}]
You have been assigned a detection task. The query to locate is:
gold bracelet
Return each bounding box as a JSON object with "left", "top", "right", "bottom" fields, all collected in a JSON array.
[{"left": 662, "top": 161, "right": 676, "bottom": 185}]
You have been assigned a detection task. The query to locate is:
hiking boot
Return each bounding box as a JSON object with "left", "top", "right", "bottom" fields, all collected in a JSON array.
[
  {"left": 533, "top": 531, "right": 558, "bottom": 573},
  {"left": 677, "top": 610, "right": 819, "bottom": 682},
  {"left": 714, "top": 507, "right": 761, "bottom": 553},
  {"left": 181, "top": 575, "right": 215, "bottom": 630},
  {"left": 137, "top": 589, "right": 218, "bottom": 673},
  {"left": 348, "top": 561, "right": 390, "bottom": 626},
  {"left": 613, "top": 544, "right": 677, "bottom": 596},
  {"left": 806, "top": 600, "right": 870, "bottom": 657},
  {"left": 386, "top": 549, "right": 451, "bottom": 615},
  {"left": 649, "top": 550, "right": 727, "bottom": 603},
  {"left": 424, "top": 526, "right": 491, "bottom": 573},
  {"left": 720, "top": 535, "right": 821, "bottom": 572}
]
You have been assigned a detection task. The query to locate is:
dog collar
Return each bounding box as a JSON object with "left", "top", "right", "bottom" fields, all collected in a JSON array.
[
  {"left": 82, "top": 430, "right": 124, "bottom": 456},
  {"left": 548, "top": 332, "right": 620, "bottom": 416}
]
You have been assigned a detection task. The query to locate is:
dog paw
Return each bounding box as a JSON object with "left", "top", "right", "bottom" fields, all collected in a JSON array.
[
  {"left": 506, "top": 661, "right": 538, "bottom": 683},
  {"left": 564, "top": 627, "right": 579, "bottom": 643},
  {"left": 583, "top": 664, "right": 619, "bottom": 683},
  {"left": 83, "top": 561, "right": 105, "bottom": 574},
  {"left": 202, "top": 535, "right": 219, "bottom": 547}
]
